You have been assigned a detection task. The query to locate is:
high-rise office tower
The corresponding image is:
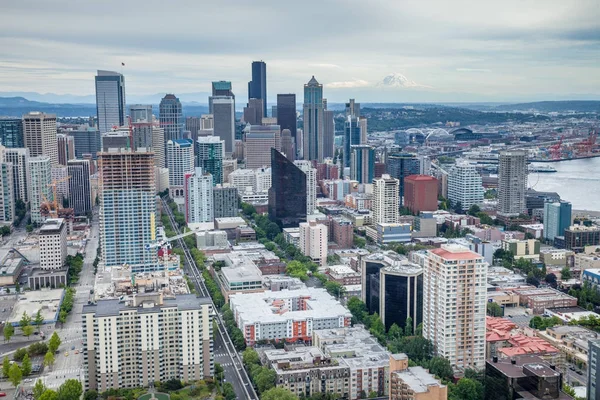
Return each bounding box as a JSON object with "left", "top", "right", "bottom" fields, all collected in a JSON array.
[
  {"left": 588, "top": 339, "right": 600, "bottom": 400},
  {"left": 345, "top": 99, "right": 360, "bottom": 118},
  {"left": 294, "top": 160, "right": 316, "bottom": 215},
  {"left": 213, "top": 186, "right": 238, "bottom": 218},
  {"left": 51, "top": 166, "right": 69, "bottom": 203},
  {"left": 28, "top": 156, "right": 52, "bottom": 224},
  {"left": 299, "top": 221, "right": 328, "bottom": 266},
  {"left": 277, "top": 94, "right": 297, "bottom": 142},
  {"left": 195, "top": 136, "right": 224, "bottom": 186},
  {"left": 243, "top": 98, "right": 264, "bottom": 125},
  {"left": 0, "top": 160, "right": 14, "bottom": 225},
  {"left": 152, "top": 124, "right": 165, "bottom": 168},
  {"left": 0, "top": 119, "right": 24, "bottom": 148},
  {"left": 358, "top": 117, "right": 368, "bottom": 144},
  {"left": 372, "top": 174, "right": 400, "bottom": 224},
  {"left": 343, "top": 116, "right": 361, "bottom": 168},
  {"left": 3, "top": 148, "right": 29, "bottom": 203},
  {"left": 98, "top": 149, "right": 157, "bottom": 271},
  {"left": 68, "top": 159, "right": 92, "bottom": 216},
  {"left": 201, "top": 114, "right": 214, "bottom": 130},
  {"left": 39, "top": 218, "right": 67, "bottom": 270},
  {"left": 350, "top": 145, "right": 375, "bottom": 184},
  {"left": 423, "top": 245, "right": 487, "bottom": 371},
  {"left": 209, "top": 81, "right": 235, "bottom": 114},
  {"left": 185, "top": 116, "right": 202, "bottom": 142},
  {"left": 129, "top": 104, "right": 152, "bottom": 123},
  {"left": 166, "top": 139, "right": 194, "bottom": 198},
  {"left": 67, "top": 128, "right": 101, "bottom": 159},
  {"left": 268, "top": 149, "right": 307, "bottom": 227},
  {"left": 248, "top": 61, "right": 267, "bottom": 115},
  {"left": 83, "top": 294, "right": 214, "bottom": 391},
  {"left": 544, "top": 200, "right": 572, "bottom": 241},
  {"left": 22, "top": 112, "right": 59, "bottom": 166},
  {"left": 245, "top": 125, "right": 281, "bottom": 169},
  {"left": 159, "top": 94, "right": 184, "bottom": 144},
  {"left": 95, "top": 70, "right": 126, "bottom": 133},
  {"left": 303, "top": 77, "right": 325, "bottom": 162},
  {"left": 184, "top": 167, "right": 214, "bottom": 223},
  {"left": 57, "top": 134, "right": 75, "bottom": 165},
  {"left": 212, "top": 97, "right": 235, "bottom": 154},
  {"left": 280, "top": 129, "right": 295, "bottom": 161},
  {"left": 448, "top": 161, "right": 484, "bottom": 210},
  {"left": 497, "top": 150, "right": 527, "bottom": 217},
  {"left": 323, "top": 110, "right": 335, "bottom": 159},
  {"left": 387, "top": 152, "right": 420, "bottom": 206}
]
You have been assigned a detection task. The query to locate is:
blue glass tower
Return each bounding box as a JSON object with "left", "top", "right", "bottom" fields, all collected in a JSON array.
[
  {"left": 302, "top": 76, "right": 324, "bottom": 161},
  {"left": 544, "top": 200, "right": 572, "bottom": 241},
  {"left": 0, "top": 119, "right": 23, "bottom": 148}
]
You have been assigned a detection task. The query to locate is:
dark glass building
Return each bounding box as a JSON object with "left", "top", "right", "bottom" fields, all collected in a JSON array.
[
  {"left": 213, "top": 186, "right": 238, "bottom": 218},
  {"left": 387, "top": 152, "right": 420, "bottom": 206},
  {"left": 159, "top": 94, "right": 184, "bottom": 143},
  {"left": 248, "top": 61, "right": 267, "bottom": 115},
  {"left": 67, "top": 129, "right": 101, "bottom": 159},
  {"left": 344, "top": 116, "right": 361, "bottom": 167},
  {"left": 0, "top": 119, "right": 23, "bottom": 148},
  {"left": 277, "top": 94, "right": 297, "bottom": 141},
  {"left": 268, "top": 148, "right": 307, "bottom": 227}
]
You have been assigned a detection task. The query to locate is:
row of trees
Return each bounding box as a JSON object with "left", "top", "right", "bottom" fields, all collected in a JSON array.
[
  {"left": 3, "top": 310, "right": 44, "bottom": 342},
  {"left": 221, "top": 303, "right": 246, "bottom": 351},
  {"left": 32, "top": 378, "right": 82, "bottom": 400},
  {"left": 58, "top": 287, "right": 75, "bottom": 323},
  {"left": 65, "top": 254, "right": 84, "bottom": 285},
  {"left": 2, "top": 332, "right": 61, "bottom": 386}
]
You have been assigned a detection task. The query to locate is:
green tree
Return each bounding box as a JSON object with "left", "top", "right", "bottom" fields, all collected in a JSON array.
[
  {"left": 255, "top": 367, "right": 277, "bottom": 393},
  {"left": 467, "top": 204, "right": 481, "bottom": 216},
  {"left": 26, "top": 225, "right": 33, "bottom": 233},
  {"left": 2, "top": 356, "right": 10, "bottom": 378},
  {"left": 15, "top": 282, "right": 20, "bottom": 293},
  {"left": 387, "top": 323, "right": 403, "bottom": 340},
  {"left": 223, "top": 382, "right": 236, "bottom": 400},
  {"left": 427, "top": 357, "right": 454, "bottom": 381},
  {"left": 545, "top": 273, "right": 558, "bottom": 287},
  {"left": 561, "top": 267, "right": 572, "bottom": 280},
  {"left": 243, "top": 347, "right": 260, "bottom": 366},
  {"left": 347, "top": 297, "right": 367, "bottom": 324},
  {"left": 450, "top": 378, "right": 484, "bottom": 400},
  {"left": 48, "top": 332, "right": 61, "bottom": 353},
  {"left": 368, "top": 391, "right": 378, "bottom": 399},
  {"left": 56, "top": 379, "right": 83, "bottom": 400},
  {"left": 8, "top": 363, "right": 22, "bottom": 387},
  {"left": 260, "top": 387, "right": 298, "bottom": 400},
  {"left": 19, "top": 311, "right": 31, "bottom": 332},
  {"left": 38, "top": 390, "right": 58, "bottom": 400},
  {"left": 83, "top": 390, "right": 98, "bottom": 400},
  {"left": 22, "top": 325, "right": 34, "bottom": 339},
  {"left": 324, "top": 281, "right": 345, "bottom": 299},
  {"left": 43, "top": 351, "right": 55, "bottom": 368},
  {"left": 487, "top": 302, "right": 504, "bottom": 317},
  {"left": 370, "top": 313, "right": 385, "bottom": 336},
  {"left": 404, "top": 317, "right": 413, "bottom": 336},
  {"left": 3, "top": 323, "right": 14, "bottom": 342},
  {"left": 13, "top": 348, "right": 27, "bottom": 361},
  {"left": 21, "top": 353, "right": 32, "bottom": 376},
  {"left": 33, "top": 379, "right": 46, "bottom": 400}
]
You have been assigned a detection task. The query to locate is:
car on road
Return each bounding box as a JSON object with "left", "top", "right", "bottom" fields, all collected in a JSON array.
[
  {"left": 577, "top": 370, "right": 583, "bottom": 375},
  {"left": 0, "top": 392, "right": 6, "bottom": 397},
  {"left": 64, "top": 352, "right": 68, "bottom": 357},
  {"left": 71, "top": 345, "right": 75, "bottom": 350},
  {"left": 24, "top": 379, "right": 32, "bottom": 383}
]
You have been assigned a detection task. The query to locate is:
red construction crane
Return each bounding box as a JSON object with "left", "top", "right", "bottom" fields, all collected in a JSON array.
[{"left": 549, "top": 135, "right": 564, "bottom": 160}]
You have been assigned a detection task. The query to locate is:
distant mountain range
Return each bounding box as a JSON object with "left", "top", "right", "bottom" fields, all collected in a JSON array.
[{"left": 0, "top": 91, "right": 211, "bottom": 105}]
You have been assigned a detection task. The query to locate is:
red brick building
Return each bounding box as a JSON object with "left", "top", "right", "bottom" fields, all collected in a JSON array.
[{"left": 403, "top": 175, "right": 438, "bottom": 214}]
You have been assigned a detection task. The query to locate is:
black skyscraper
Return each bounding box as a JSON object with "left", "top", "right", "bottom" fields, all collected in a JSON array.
[
  {"left": 387, "top": 152, "right": 420, "bottom": 206},
  {"left": 248, "top": 61, "right": 267, "bottom": 116},
  {"left": 277, "top": 94, "right": 297, "bottom": 140},
  {"left": 268, "top": 149, "right": 307, "bottom": 227}
]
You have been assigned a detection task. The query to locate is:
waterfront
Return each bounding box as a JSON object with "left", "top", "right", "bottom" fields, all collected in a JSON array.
[{"left": 529, "top": 157, "right": 600, "bottom": 211}]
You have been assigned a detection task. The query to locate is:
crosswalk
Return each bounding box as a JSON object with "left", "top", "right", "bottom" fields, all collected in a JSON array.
[{"left": 39, "top": 368, "right": 83, "bottom": 388}]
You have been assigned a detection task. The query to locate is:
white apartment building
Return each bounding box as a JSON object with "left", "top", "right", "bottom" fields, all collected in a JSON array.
[
  {"left": 39, "top": 218, "right": 67, "bottom": 270},
  {"left": 447, "top": 160, "right": 484, "bottom": 209},
  {"left": 28, "top": 156, "right": 52, "bottom": 224},
  {"left": 299, "top": 220, "right": 328, "bottom": 266},
  {"left": 228, "top": 167, "right": 271, "bottom": 194},
  {"left": 0, "top": 161, "right": 14, "bottom": 225},
  {"left": 152, "top": 125, "right": 165, "bottom": 168},
  {"left": 294, "top": 160, "right": 317, "bottom": 214},
  {"left": 372, "top": 174, "right": 399, "bottom": 224},
  {"left": 22, "top": 112, "right": 59, "bottom": 165},
  {"left": 166, "top": 139, "right": 194, "bottom": 198},
  {"left": 185, "top": 167, "right": 214, "bottom": 223},
  {"left": 3, "top": 148, "right": 29, "bottom": 203},
  {"left": 423, "top": 244, "right": 488, "bottom": 371},
  {"left": 497, "top": 150, "right": 527, "bottom": 216},
  {"left": 82, "top": 293, "right": 213, "bottom": 391}
]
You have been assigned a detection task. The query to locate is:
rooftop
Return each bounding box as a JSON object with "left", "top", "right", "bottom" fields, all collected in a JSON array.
[
  {"left": 83, "top": 293, "right": 211, "bottom": 317},
  {"left": 393, "top": 366, "right": 446, "bottom": 394},
  {"left": 430, "top": 244, "right": 484, "bottom": 261},
  {"left": 488, "top": 355, "right": 560, "bottom": 379},
  {"left": 40, "top": 218, "right": 65, "bottom": 233}
]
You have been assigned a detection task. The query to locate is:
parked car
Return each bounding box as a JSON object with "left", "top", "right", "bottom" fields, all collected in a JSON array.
[{"left": 0, "top": 392, "right": 7, "bottom": 397}]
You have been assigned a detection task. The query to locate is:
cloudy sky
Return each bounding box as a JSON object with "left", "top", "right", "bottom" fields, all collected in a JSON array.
[{"left": 1, "top": 0, "right": 599, "bottom": 103}]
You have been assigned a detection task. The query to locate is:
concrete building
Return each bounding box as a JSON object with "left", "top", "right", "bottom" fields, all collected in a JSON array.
[
  {"left": 501, "top": 238, "right": 541, "bottom": 261},
  {"left": 154, "top": 167, "right": 169, "bottom": 194},
  {"left": 28, "top": 156, "right": 52, "bottom": 224},
  {"left": 589, "top": 339, "right": 600, "bottom": 399},
  {"left": 331, "top": 217, "right": 354, "bottom": 249},
  {"left": 366, "top": 223, "right": 412, "bottom": 245},
  {"left": 245, "top": 125, "right": 281, "bottom": 169},
  {"left": 151, "top": 125, "right": 165, "bottom": 168},
  {"left": 56, "top": 134, "right": 75, "bottom": 165},
  {"left": 3, "top": 148, "right": 29, "bottom": 203},
  {"left": 322, "top": 110, "right": 335, "bottom": 159},
  {"left": 544, "top": 201, "right": 572, "bottom": 242},
  {"left": 372, "top": 174, "right": 400, "bottom": 224},
  {"left": 564, "top": 225, "right": 600, "bottom": 251},
  {"left": 497, "top": 150, "right": 527, "bottom": 217},
  {"left": 213, "top": 185, "right": 238, "bottom": 218},
  {"left": 95, "top": 70, "right": 126, "bottom": 134},
  {"left": 83, "top": 293, "right": 213, "bottom": 391},
  {"left": 303, "top": 76, "right": 325, "bottom": 161},
  {"left": 404, "top": 175, "right": 439, "bottom": 214},
  {"left": 98, "top": 149, "right": 157, "bottom": 272},
  {"left": 184, "top": 167, "right": 213, "bottom": 224},
  {"left": 280, "top": 128, "right": 295, "bottom": 161},
  {"left": 423, "top": 245, "right": 488, "bottom": 371},
  {"left": 22, "top": 112, "right": 58, "bottom": 165},
  {"left": 196, "top": 136, "right": 224, "bottom": 185},
  {"left": 39, "top": 218, "right": 67, "bottom": 270},
  {"left": 212, "top": 96, "right": 235, "bottom": 154},
  {"left": 350, "top": 145, "right": 375, "bottom": 184},
  {"left": 299, "top": 220, "right": 328, "bottom": 266},
  {"left": 229, "top": 288, "right": 351, "bottom": 346},
  {"left": 294, "top": 160, "right": 317, "bottom": 215},
  {"left": 159, "top": 94, "right": 184, "bottom": 143},
  {"left": 389, "top": 354, "right": 447, "bottom": 400},
  {"left": 0, "top": 161, "right": 14, "bottom": 225},
  {"left": 243, "top": 98, "right": 264, "bottom": 125},
  {"left": 448, "top": 161, "right": 484, "bottom": 210},
  {"left": 210, "top": 81, "right": 235, "bottom": 114},
  {"left": 129, "top": 104, "right": 152, "bottom": 124},
  {"left": 166, "top": 139, "right": 194, "bottom": 198},
  {"left": 67, "top": 128, "right": 101, "bottom": 160},
  {"left": 67, "top": 159, "right": 92, "bottom": 216}
]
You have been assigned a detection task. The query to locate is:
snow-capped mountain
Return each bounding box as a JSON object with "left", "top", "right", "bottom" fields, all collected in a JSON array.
[{"left": 377, "top": 73, "right": 429, "bottom": 88}]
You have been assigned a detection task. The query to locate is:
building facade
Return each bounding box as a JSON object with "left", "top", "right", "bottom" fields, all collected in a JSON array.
[
  {"left": 166, "top": 139, "right": 194, "bottom": 198},
  {"left": 404, "top": 175, "right": 439, "bottom": 214},
  {"left": 3, "top": 148, "right": 29, "bottom": 203},
  {"left": 245, "top": 125, "right": 281, "bottom": 169},
  {"left": 0, "top": 119, "right": 23, "bottom": 148},
  {"left": 294, "top": 160, "right": 317, "bottom": 215},
  {"left": 344, "top": 116, "right": 361, "bottom": 167},
  {"left": 159, "top": 94, "right": 184, "bottom": 143},
  {"left": 68, "top": 159, "right": 92, "bottom": 216},
  {"left": 350, "top": 145, "right": 375, "bottom": 184},
  {"left": 299, "top": 221, "right": 328, "bottom": 266},
  {"left": 303, "top": 76, "right": 325, "bottom": 161},
  {"left": 248, "top": 61, "right": 267, "bottom": 115},
  {"left": 497, "top": 150, "right": 527, "bottom": 217},
  {"left": 22, "top": 112, "right": 58, "bottom": 165},
  {"left": 372, "top": 175, "right": 400, "bottom": 224},
  {"left": 212, "top": 96, "right": 236, "bottom": 154},
  {"left": 213, "top": 186, "right": 238, "bottom": 218},
  {"left": 544, "top": 201, "right": 572, "bottom": 242},
  {"left": 386, "top": 153, "right": 420, "bottom": 206},
  {"left": 39, "top": 218, "right": 67, "bottom": 270},
  {"left": 57, "top": 134, "right": 75, "bottom": 165},
  {"left": 28, "top": 156, "right": 52, "bottom": 224},
  {"left": 448, "top": 161, "right": 484, "bottom": 210},
  {"left": 277, "top": 94, "right": 297, "bottom": 144},
  {"left": 269, "top": 149, "right": 307, "bottom": 227},
  {"left": 95, "top": 70, "right": 126, "bottom": 133},
  {"left": 184, "top": 167, "right": 214, "bottom": 223}
]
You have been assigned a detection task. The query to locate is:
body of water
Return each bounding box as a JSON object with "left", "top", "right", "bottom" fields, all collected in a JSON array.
[{"left": 529, "top": 157, "right": 600, "bottom": 211}]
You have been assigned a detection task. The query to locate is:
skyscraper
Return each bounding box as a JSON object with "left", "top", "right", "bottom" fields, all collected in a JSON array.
[
  {"left": 280, "top": 129, "right": 295, "bottom": 161},
  {"left": 68, "top": 159, "right": 92, "bottom": 216},
  {"left": 212, "top": 97, "right": 235, "bottom": 154},
  {"left": 209, "top": 81, "right": 234, "bottom": 114},
  {"left": 268, "top": 149, "right": 307, "bottom": 227},
  {"left": 185, "top": 167, "right": 214, "bottom": 223},
  {"left": 196, "top": 136, "right": 224, "bottom": 186},
  {"left": 448, "top": 161, "right": 484, "bottom": 210},
  {"left": 159, "top": 94, "right": 184, "bottom": 143},
  {"left": 22, "top": 112, "right": 58, "bottom": 166},
  {"left": 0, "top": 119, "right": 23, "bottom": 148},
  {"left": 588, "top": 339, "right": 600, "bottom": 400},
  {"left": 294, "top": 160, "right": 317, "bottom": 215},
  {"left": 423, "top": 245, "right": 487, "bottom": 371},
  {"left": 243, "top": 98, "right": 264, "bottom": 125},
  {"left": 3, "top": 148, "right": 29, "bottom": 203},
  {"left": 57, "top": 134, "right": 75, "bottom": 165},
  {"left": 129, "top": 104, "right": 153, "bottom": 123},
  {"left": 98, "top": 149, "right": 157, "bottom": 272},
  {"left": 213, "top": 186, "right": 238, "bottom": 218},
  {"left": 343, "top": 116, "right": 361, "bottom": 168},
  {"left": 166, "top": 139, "right": 194, "bottom": 198},
  {"left": 323, "top": 110, "right": 335, "bottom": 159},
  {"left": 28, "top": 156, "right": 52, "bottom": 224},
  {"left": 245, "top": 125, "right": 281, "bottom": 169},
  {"left": 277, "top": 94, "right": 297, "bottom": 142},
  {"left": 303, "top": 76, "right": 325, "bottom": 162},
  {"left": 497, "top": 150, "right": 527, "bottom": 217},
  {"left": 372, "top": 175, "right": 400, "bottom": 225},
  {"left": 95, "top": 70, "right": 126, "bottom": 133},
  {"left": 350, "top": 145, "right": 375, "bottom": 184},
  {"left": 386, "top": 152, "right": 420, "bottom": 206},
  {"left": 0, "top": 160, "right": 14, "bottom": 225},
  {"left": 544, "top": 200, "right": 572, "bottom": 241},
  {"left": 67, "top": 128, "right": 101, "bottom": 159},
  {"left": 248, "top": 61, "right": 267, "bottom": 115},
  {"left": 345, "top": 99, "right": 360, "bottom": 118},
  {"left": 152, "top": 124, "right": 165, "bottom": 168}
]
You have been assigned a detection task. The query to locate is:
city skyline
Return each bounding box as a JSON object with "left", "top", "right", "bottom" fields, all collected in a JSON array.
[{"left": 0, "top": 1, "right": 598, "bottom": 103}]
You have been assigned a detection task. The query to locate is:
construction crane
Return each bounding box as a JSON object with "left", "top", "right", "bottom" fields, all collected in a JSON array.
[
  {"left": 549, "top": 135, "right": 564, "bottom": 160},
  {"left": 40, "top": 176, "right": 74, "bottom": 219}
]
